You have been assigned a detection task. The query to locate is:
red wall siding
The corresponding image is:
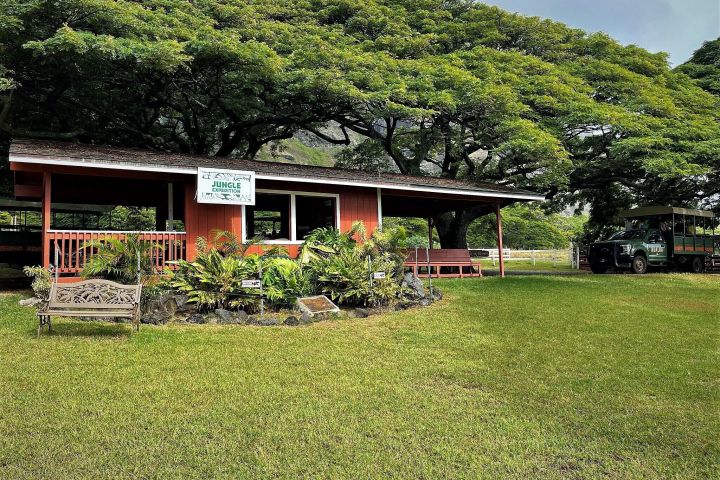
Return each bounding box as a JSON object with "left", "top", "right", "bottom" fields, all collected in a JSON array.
[
  {"left": 185, "top": 179, "right": 379, "bottom": 260},
  {"left": 184, "top": 179, "right": 242, "bottom": 260}
]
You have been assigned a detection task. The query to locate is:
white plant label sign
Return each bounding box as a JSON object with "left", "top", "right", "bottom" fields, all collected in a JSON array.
[
  {"left": 241, "top": 280, "right": 262, "bottom": 289},
  {"left": 373, "top": 272, "right": 386, "bottom": 279},
  {"left": 197, "top": 167, "right": 255, "bottom": 205}
]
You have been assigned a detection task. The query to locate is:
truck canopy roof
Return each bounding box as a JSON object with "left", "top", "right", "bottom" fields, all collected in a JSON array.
[{"left": 621, "top": 206, "right": 715, "bottom": 219}]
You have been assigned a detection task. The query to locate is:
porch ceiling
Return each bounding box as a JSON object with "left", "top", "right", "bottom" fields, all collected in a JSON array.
[{"left": 381, "top": 193, "right": 508, "bottom": 218}]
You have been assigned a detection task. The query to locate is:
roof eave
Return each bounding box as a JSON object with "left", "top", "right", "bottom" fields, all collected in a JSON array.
[{"left": 9, "top": 154, "right": 546, "bottom": 202}]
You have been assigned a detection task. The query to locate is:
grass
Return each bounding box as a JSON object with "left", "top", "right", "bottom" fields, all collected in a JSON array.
[
  {"left": 1, "top": 274, "right": 718, "bottom": 478},
  {"left": 477, "top": 259, "right": 577, "bottom": 272},
  {"left": 257, "top": 138, "right": 338, "bottom": 167}
]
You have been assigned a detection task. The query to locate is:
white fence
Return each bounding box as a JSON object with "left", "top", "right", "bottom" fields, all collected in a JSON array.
[{"left": 469, "top": 247, "right": 583, "bottom": 269}]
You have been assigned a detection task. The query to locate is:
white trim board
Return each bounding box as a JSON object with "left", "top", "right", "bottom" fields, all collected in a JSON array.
[{"left": 10, "top": 154, "right": 545, "bottom": 201}]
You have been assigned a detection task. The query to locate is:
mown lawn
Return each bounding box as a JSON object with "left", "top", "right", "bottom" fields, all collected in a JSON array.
[
  {"left": 477, "top": 259, "right": 577, "bottom": 272},
  {"left": 1, "top": 275, "right": 718, "bottom": 479}
]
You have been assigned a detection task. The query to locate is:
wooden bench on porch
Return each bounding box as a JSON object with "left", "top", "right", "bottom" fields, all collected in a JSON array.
[
  {"left": 37, "top": 279, "right": 142, "bottom": 336},
  {"left": 404, "top": 249, "right": 481, "bottom": 278}
]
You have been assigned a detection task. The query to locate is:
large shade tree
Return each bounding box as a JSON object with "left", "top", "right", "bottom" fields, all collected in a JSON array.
[{"left": 1, "top": 0, "right": 718, "bottom": 244}]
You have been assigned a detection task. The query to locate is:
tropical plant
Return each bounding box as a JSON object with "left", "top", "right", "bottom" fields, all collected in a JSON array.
[
  {"left": 298, "top": 222, "right": 364, "bottom": 264},
  {"left": 309, "top": 249, "right": 400, "bottom": 307},
  {"left": 81, "top": 234, "right": 156, "bottom": 283},
  {"left": 23, "top": 265, "right": 51, "bottom": 300},
  {"left": 300, "top": 222, "right": 407, "bottom": 307},
  {"left": 169, "top": 248, "right": 261, "bottom": 312},
  {"left": 261, "top": 257, "right": 311, "bottom": 308}
]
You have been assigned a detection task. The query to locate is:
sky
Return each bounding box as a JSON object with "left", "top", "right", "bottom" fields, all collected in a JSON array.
[{"left": 482, "top": 0, "right": 719, "bottom": 65}]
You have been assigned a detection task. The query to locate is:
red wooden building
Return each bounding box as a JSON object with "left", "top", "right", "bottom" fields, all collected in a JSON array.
[{"left": 8, "top": 140, "right": 544, "bottom": 278}]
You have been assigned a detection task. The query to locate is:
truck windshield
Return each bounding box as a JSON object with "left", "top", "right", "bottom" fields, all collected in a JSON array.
[{"left": 608, "top": 230, "right": 646, "bottom": 240}]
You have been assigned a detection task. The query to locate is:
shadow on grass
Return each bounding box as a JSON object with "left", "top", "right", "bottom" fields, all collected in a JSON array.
[{"left": 35, "top": 320, "right": 133, "bottom": 339}]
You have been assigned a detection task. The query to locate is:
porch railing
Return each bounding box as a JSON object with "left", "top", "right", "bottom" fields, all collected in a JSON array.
[{"left": 47, "top": 230, "right": 187, "bottom": 274}]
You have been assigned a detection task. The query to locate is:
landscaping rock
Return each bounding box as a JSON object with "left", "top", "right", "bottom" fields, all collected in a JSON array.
[
  {"left": 141, "top": 294, "right": 176, "bottom": 325},
  {"left": 186, "top": 313, "right": 204, "bottom": 324},
  {"left": 234, "top": 310, "right": 249, "bottom": 324},
  {"left": 258, "top": 318, "right": 279, "bottom": 326},
  {"left": 173, "top": 295, "right": 195, "bottom": 314},
  {"left": 215, "top": 309, "right": 237, "bottom": 324},
  {"left": 402, "top": 273, "right": 425, "bottom": 298},
  {"left": 419, "top": 298, "right": 432, "bottom": 307},
  {"left": 283, "top": 316, "right": 300, "bottom": 326},
  {"left": 353, "top": 307, "right": 370, "bottom": 318},
  {"left": 202, "top": 313, "right": 219, "bottom": 324},
  {"left": 19, "top": 297, "right": 43, "bottom": 308},
  {"left": 431, "top": 288, "right": 443, "bottom": 301},
  {"left": 299, "top": 312, "right": 314, "bottom": 324}
]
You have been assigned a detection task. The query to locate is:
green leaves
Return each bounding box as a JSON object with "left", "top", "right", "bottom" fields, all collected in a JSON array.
[
  {"left": 2, "top": 0, "right": 718, "bottom": 226},
  {"left": 81, "top": 234, "right": 157, "bottom": 284}
]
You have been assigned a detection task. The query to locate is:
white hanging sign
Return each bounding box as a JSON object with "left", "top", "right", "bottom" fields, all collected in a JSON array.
[
  {"left": 241, "top": 279, "right": 262, "bottom": 289},
  {"left": 197, "top": 167, "right": 255, "bottom": 205}
]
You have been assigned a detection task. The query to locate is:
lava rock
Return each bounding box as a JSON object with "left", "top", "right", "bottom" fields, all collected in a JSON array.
[
  {"left": 234, "top": 310, "right": 249, "bottom": 324},
  {"left": 284, "top": 316, "right": 300, "bottom": 326},
  {"left": 215, "top": 309, "right": 237, "bottom": 324},
  {"left": 419, "top": 298, "right": 432, "bottom": 307},
  {"left": 186, "top": 313, "right": 204, "bottom": 324},
  {"left": 353, "top": 308, "right": 370, "bottom": 318},
  {"left": 258, "top": 318, "right": 279, "bottom": 326},
  {"left": 402, "top": 273, "right": 425, "bottom": 299},
  {"left": 141, "top": 294, "right": 177, "bottom": 324},
  {"left": 173, "top": 295, "right": 195, "bottom": 314}
]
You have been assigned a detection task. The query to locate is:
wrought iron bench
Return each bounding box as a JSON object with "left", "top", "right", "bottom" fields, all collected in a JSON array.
[
  {"left": 404, "top": 249, "right": 481, "bottom": 278},
  {"left": 37, "top": 279, "right": 142, "bottom": 336}
]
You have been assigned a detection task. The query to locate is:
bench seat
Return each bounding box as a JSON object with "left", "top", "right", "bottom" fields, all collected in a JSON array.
[
  {"left": 37, "top": 278, "right": 142, "bottom": 336},
  {"left": 404, "top": 249, "right": 481, "bottom": 278}
]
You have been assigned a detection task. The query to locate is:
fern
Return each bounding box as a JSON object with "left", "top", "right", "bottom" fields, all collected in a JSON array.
[{"left": 81, "top": 234, "right": 156, "bottom": 283}]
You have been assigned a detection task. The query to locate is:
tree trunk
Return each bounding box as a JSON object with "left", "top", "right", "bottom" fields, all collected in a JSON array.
[
  {"left": 0, "top": 92, "right": 13, "bottom": 197},
  {"left": 434, "top": 205, "right": 494, "bottom": 249}
]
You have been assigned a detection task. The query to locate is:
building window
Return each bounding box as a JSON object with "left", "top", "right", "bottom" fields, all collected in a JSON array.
[
  {"left": 243, "top": 190, "right": 339, "bottom": 243},
  {"left": 295, "top": 195, "right": 336, "bottom": 240},
  {"left": 245, "top": 193, "right": 291, "bottom": 241}
]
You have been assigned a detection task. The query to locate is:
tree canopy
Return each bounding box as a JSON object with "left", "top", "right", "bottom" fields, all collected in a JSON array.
[
  {"left": 677, "top": 38, "right": 720, "bottom": 97},
  {"left": 1, "top": 0, "right": 718, "bottom": 244}
]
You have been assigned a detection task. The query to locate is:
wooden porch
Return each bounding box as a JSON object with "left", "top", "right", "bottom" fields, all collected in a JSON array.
[{"left": 47, "top": 230, "right": 187, "bottom": 275}]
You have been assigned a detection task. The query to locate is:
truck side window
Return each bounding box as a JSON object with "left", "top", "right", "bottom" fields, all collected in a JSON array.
[{"left": 648, "top": 233, "right": 662, "bottom": 243}]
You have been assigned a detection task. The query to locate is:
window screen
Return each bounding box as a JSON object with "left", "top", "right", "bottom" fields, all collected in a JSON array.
[
  {"left": 295, "top": 195, "right": 336, "bottom": 240},
  {"left": 245, "top": 193, "right": 291, "bottom": 240}
]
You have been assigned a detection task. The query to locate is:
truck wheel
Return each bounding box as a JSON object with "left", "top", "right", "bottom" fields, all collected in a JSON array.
[
  {"left": 689, "top": 256, "right": 705, "bottom": 274},
  {"left": 631, "top": 254, "right": 648, "bottom": 274},
  {"left": 590, "top": 265, "right": 607, "bottom": 274}
]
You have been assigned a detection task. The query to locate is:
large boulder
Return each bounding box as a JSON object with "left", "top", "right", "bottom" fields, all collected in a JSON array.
[{"left": 402, "top": 273, "right": 425, "bottom": 299}]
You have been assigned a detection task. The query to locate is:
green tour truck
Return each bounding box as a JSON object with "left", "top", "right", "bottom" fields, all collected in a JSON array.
[{"left": 588, "top": 206, "right": 718, "bottom": 274}]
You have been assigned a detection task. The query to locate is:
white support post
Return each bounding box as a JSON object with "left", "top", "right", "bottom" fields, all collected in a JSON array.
[
  {"left": 167, "top": 182, "right": 174, "bottom": 232},
  {"left": 376, "top": 188, "right": 383, "bottom": 230}
]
